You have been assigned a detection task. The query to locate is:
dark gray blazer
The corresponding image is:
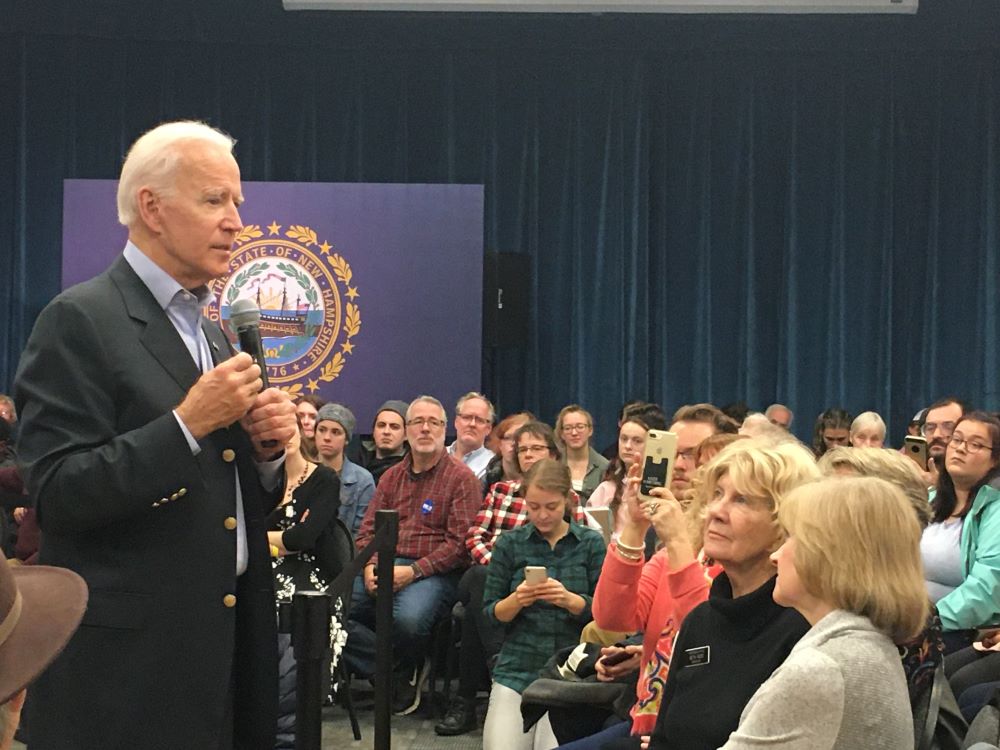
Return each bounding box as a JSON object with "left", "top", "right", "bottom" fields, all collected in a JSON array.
[{"left": 14, "top": 256, "right": 279, "bottom": 750}]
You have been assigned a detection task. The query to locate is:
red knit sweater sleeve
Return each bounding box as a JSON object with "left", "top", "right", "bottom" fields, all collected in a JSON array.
[{"left": 592, "top": 545, "right": 669, "bottom": 633}]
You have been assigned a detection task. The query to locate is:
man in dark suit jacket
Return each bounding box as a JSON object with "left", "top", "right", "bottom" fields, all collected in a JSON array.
[{"left": 13, "top": 121, "right": 297, "bottom": 749}]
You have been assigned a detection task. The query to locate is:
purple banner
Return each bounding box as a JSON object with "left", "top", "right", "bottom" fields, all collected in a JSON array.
[{"left": 62, "top": 180, "right": 484, "bottom": 428}]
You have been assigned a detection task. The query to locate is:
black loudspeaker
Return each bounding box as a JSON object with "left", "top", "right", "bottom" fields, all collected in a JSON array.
[{"left": 483, "top": 252, "right": 531, "bottom": 348}]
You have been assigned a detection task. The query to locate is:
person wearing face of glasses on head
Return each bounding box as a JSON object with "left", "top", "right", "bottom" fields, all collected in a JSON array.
[{"left": 920, "top": 410, "right": 1000, "bottom": 654}]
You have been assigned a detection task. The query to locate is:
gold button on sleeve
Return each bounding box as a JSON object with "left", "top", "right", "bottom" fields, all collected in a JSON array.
[{"left": 223, "top": 594, "right": 237, "bottom": 608}]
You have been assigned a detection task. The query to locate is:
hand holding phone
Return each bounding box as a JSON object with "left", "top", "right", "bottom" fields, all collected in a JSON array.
[
  {"left": 600, "top": 649, "right": 633, "bottom": 667},
  {"left": 640, "top": 430, "right": 678, "bottom": 500},
  {"left": 903, "top": 436, "right": 929, "bottom": 471},
  {"left": 524, "top": 565, "right": 548, "bottom": 585}
]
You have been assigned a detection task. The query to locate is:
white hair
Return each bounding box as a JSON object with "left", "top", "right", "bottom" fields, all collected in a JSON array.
[
  {"left": 850, "top": 411, "right": 886, "bottom": 439},
  {"left": 765, "top": 403, "right": 794, "bottom": 425},
  {"left": 116, "top": 120, "right": 236, "bottom": 226},
  {"left": 740, "top": 413, "right": 792, "bottom": 443},
  {"left": 407, "top": 395, "right": 447, "bottom": 422}
]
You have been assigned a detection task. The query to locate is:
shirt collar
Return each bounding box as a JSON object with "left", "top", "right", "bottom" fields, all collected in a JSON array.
[
  {"left": 405, "top": 450, "right": 446, "bottom": 478},
  {"left": 123, "top": 241, "right": 213, "bottom": 311},
  {"left": 528, "top": 518, "right": 587, "bottom": 544}
]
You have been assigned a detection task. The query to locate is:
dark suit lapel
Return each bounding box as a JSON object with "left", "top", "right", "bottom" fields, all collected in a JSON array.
[
  {"left": 201, "top": 319, "right": 235, "bottom": 367},
  {"left": 108, "top": 256, "right": 202, "bottom": 392}
]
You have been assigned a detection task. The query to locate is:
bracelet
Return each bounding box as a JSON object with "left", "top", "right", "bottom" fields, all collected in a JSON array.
[
  {"left": 615, "top": 539, "right": 645, "bottom": 553},
  {"left": 615, "top": 544, "right": 642, "bottom": 562}
]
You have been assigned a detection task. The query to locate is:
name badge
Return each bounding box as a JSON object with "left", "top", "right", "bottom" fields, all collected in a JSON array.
[
  {"left": 421, "top": 499, "right": 434, "bottom": 514},
  {"left": 685, "top": 645, "right": 710, "bottom": 667}
]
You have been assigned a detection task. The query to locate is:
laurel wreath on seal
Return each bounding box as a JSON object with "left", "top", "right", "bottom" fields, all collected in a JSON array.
[{"left": 226, "top": 224, "right": 362, "bottom": 394}]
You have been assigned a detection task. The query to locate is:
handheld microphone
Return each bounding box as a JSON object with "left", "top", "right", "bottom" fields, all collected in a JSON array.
[{"left": 229, "top": 299, "right": 277, "bottom": 448}]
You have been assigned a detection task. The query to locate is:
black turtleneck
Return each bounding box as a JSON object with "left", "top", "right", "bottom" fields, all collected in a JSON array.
[{"left": 647, "top": 573, "right": 809, "bottom": 750}]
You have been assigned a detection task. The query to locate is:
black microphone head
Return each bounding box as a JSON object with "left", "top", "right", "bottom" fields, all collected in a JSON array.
[{"left": 230, "top": 298, "right": 261, "bottom": 331}]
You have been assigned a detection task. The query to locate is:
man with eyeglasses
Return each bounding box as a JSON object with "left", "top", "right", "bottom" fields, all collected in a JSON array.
[
  {"left": 346, "top": 395, "right": 482, "bottom": 716},
  {"left": 922, "top": 397, "right": 968, "bottom": 468},
  {"left": 670, "top": 403, "right": 740, "bottom": 492},
  {"left": 447, "top": 392, "right": 497, "bottom": 480}
]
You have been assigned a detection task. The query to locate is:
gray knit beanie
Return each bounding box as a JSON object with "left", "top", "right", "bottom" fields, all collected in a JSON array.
[
  {"left": 316, "top": 403, "right": 356, "bottom": 442},
  {"left": 373, "top": 400, "right": 409, "bottom": 427}
]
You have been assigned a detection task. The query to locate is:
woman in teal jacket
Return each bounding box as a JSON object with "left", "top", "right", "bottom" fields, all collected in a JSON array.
[{"left": 920, "top": 411, "right": 1000, "bottom": 653}]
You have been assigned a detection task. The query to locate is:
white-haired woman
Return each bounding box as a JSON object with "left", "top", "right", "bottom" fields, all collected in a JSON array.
[{"left": 849, "top": 411, "right": 886, "bottom": 449}]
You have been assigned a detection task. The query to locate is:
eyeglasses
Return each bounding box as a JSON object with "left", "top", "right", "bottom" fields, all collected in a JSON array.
[
  {"left": 517, "top": 444, "right": 550, "bottom": 455},
  {"left": 407, "top": 417, "right": 445, "bottom": 429},
  {"left": 561, "top": 423, "right": 590, "bottom": 433},
  {"left": 676, "top": 449, "right": 696, "bottom": 463},
  {"left": 922, "top": 421, "right": 957, "bottom": 437},
  {"left": 948, "top": 436, "right": 994, "bottom": 454},
  {"left": 456, "top": 413, "right": 491, "bottom": 426}
]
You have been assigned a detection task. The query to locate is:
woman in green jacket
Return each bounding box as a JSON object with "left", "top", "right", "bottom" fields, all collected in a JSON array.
[{"left": 920, "top": 411, "right": 1000, "bottom": 653}]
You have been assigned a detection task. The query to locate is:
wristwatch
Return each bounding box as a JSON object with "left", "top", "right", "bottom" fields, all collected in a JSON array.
[{"left": 410, "top": 563, "right": 423, "bottom": 581}]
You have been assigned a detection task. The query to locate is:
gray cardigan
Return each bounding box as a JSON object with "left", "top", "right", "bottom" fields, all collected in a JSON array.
[{"left": 720, "top": 609, "right": 913, "bottom": 750}]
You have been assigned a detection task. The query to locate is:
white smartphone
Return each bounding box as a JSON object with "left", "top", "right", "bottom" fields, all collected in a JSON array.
[
  {"left": 640, "top": 429, "right": 678, "bottom": 500},
  {"left": 524, "top": 565, "right": 548, "bottom": 585}
]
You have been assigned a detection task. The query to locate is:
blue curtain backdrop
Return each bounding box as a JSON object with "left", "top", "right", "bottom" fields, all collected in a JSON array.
[{"left": 1, "top": 0, "right": 998, "bottom": 447}]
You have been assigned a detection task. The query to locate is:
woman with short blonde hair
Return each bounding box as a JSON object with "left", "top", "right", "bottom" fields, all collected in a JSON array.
[
  {"left": 818, "top": 446, "right": 932, "bottom": 528},
  {"left": 698, "top": 439, "right": 820, "bottom": 549},
  {"left": 779, "top": 477, "right": 928, "bottom": 641},
  {"left": 636, "top": 439, "right": 820, "bottom": 750},
  {"left": 721, "top": 476, "right": 926, "bottom": 749}
]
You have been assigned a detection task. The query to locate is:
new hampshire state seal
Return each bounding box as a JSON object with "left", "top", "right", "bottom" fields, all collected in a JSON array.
[{"left": 207, "top": 221, "right": 362, "bottom": 396}]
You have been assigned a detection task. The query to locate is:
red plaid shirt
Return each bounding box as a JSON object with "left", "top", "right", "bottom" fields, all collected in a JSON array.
[
  {"left": 466, "top": 480, "right": 585, "bottom": 565},
  {"left": 355, "top": 451, "right": 482, "bottom": 578}
]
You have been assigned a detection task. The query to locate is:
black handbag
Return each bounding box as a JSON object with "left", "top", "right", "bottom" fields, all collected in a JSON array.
[{"left": 915, "top": 662, "right": 968, "bottom": 750}]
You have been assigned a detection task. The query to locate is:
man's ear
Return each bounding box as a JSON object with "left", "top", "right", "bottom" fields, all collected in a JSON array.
[{"left": 136, "top": 186, "right": 163, "bottom": 233}]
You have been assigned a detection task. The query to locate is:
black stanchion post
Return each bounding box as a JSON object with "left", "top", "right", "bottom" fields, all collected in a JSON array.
[
  {"left": 292, "top": 591, "right": 332, "bottom": 750},
  {"left": 374, "top": 510, "right": 399, "bottom": 750}
]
